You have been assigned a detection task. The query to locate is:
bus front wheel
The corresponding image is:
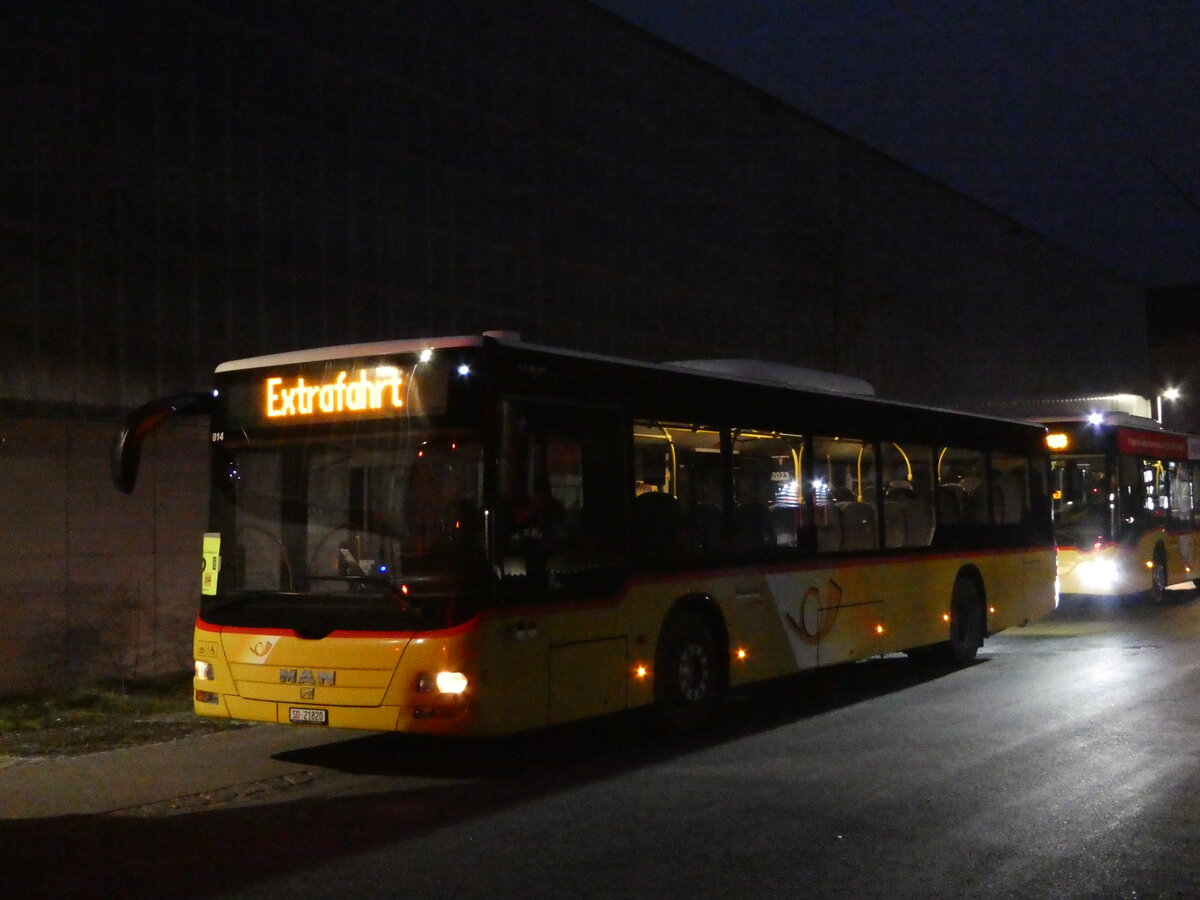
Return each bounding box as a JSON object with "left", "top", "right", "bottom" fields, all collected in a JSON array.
[
  {"left": 653, "top": 611, "right": 722, "bottom": 732},
  {"left": 1150, "top": 546, "right": 1168, "bottom": 603}
]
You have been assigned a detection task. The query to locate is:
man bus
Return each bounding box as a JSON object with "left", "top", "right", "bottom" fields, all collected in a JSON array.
[
  {"left": 114, "top": 332, "right": 1057, "bottom": 735},
  {"left": 1045, "top": 413, "right": 1200, "bottom": 603}
]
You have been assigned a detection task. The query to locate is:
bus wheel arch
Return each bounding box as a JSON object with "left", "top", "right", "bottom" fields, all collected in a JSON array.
[
  {"left": 652, "top": 595, "right": 728, "bottom": 731},
  {"left": 947, "top": 566, "right": 987, "bottom": 665}
]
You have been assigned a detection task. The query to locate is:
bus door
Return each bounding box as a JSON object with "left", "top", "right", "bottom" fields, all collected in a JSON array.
[{"left": 497, "top": 400, "right": 629, "bottom": 724}]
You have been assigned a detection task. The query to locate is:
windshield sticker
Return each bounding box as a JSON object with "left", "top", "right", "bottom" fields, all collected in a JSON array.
[{"left": 202, "top": 532, "right": 221, "bottom": 595}]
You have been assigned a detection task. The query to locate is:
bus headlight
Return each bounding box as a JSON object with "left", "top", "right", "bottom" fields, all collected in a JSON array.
[
  {"left": 194, "top": 660, "right": 215, "bottom": 681},
  {"left": 416, "top": 671, "right": 469, "bottom": 694},
  {"left": 1077, "top": 558, "right": 1119, "bottom": 590}
]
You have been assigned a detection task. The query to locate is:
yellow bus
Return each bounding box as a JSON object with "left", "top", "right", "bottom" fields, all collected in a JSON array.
[
  {"left": 114, "top": 332, "right": 1057, "bottom": 736},
  {"left": 1045, "top": 414, "right": 1200, "bottom": 603}
]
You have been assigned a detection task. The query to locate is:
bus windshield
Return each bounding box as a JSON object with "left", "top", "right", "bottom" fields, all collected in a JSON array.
[
  {"left": 1050, "top": 454, "right": 1112, "bottom": 548},
  {"left": 205, "top": 424, "right": 489, "bottom": 635}
]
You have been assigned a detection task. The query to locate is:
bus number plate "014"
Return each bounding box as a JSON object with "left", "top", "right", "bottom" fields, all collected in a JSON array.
[{"left": 289, "top": 707, "right": 328, "bottom": 725}]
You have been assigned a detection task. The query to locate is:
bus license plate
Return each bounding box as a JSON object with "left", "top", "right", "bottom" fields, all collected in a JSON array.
[{"left": 289, "top": 707, "right": 327, "bottom": 725}]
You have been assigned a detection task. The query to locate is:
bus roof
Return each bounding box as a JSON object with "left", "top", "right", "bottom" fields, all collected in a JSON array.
[{"left": 214, "top": 330, "right": 1041, "bottom": 435}]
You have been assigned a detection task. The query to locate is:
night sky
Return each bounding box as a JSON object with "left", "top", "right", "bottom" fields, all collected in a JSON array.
[{"left": 594, "top": 0, "right": 1200, "bottom": 289}]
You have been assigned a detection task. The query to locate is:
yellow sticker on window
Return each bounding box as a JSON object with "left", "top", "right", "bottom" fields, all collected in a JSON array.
[{"left": 201, "top": 532, "right": 221, "bottom": 595}]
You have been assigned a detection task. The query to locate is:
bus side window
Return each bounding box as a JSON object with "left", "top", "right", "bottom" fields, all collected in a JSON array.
[
  {"left": 990, "top": 453, "right": 1031, "bottom": 525},
  {"left": 813, "top": 435, "right": 878, "bottom": 552},
  {"left": 881, "top": 442, "right": 934, "bottom": 548},
  {"left": 731, "top": 429, "right": 808, "bottom": 554},
  {"left": 1171, "top": 460, "right": 1198, "bottom": 526},
  {"left": 632, "top": 421, "right": 726, "bottom": 564},
  {"left": 502, "top": 405, "right": 625, "bottom": 597},
  {"left": 937, "top": 447, "right": 988, "bottom": 536}
]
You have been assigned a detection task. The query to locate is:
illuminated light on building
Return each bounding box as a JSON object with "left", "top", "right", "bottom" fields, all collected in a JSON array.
[{"left": 265, "top": 368, "right": 405, "bottom": 418}]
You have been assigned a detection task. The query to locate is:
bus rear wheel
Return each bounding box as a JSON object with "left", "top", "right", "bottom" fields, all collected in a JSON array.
[
  {"left": 653, "top": 611, "right": 722, "bottom": 732},
  {"left": 947, "top": 577, "right": 984, "bottom": 665}
]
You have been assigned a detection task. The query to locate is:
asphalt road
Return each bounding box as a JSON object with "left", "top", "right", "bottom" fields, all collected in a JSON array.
[{"left": 5, "top": 590, "right": 1200, "bottom": 899}]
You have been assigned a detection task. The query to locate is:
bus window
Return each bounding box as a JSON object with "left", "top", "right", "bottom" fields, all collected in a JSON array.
[
  {"left": 502, "top": 404, "right": 624, "bottom": 597},
  {"left": 1169, "top": 460, "right": 1196, "bottom": 526},
  {"left": 1050, "top": 453, "right": 1111, "bottom": 546},
  {"left": 731, "top": 430, "right": 808, "bottom": 553},
  {"left": 1116, "top": 453, "right": 1149, "bottom": 537},
  {"left": 1142, "top": 458, "right": 1169, "bottom": 519},
  {"left": 938, "top": 447, "right": 988, "bottom": 526},
  {"left": 989, "top": 453, "right": 1031, "bottom": 525},
  {"left": 813, "top": 435, "right": 878, "bottom": 552},
  {"left": 881, "top": 442, "right": 934, "bottom": 548},
  {"left": 632, "top": 422, "right": 727, "bottom": 564}
]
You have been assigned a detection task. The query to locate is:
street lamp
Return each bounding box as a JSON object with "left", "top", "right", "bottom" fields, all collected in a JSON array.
[{"left": 1156, "top": 387, "right": 1181, "bottom": 424}]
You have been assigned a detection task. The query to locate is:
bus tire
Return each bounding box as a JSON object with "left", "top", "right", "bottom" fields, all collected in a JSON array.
[
  {"left": 1150, "top": 545, "right": 1168, "bottom": 603},
  {"left": 653, "top": 610, "right": 722, "bottom": 732},
  {"left": 947, "top": 576, "right": 984, "bottom": 665}
]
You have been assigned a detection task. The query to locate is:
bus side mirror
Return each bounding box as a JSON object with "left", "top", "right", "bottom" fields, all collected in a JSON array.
[{"left": 113, "top": 392, "right": 216, "bottom": 494}]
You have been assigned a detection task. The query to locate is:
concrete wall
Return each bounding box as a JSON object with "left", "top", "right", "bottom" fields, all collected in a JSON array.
[
  {"left": 4, "top": 1, "right": 1149, "bottom": 416},
  {"left": 0, "top": 418, "right": 207, "bottom": 695}
]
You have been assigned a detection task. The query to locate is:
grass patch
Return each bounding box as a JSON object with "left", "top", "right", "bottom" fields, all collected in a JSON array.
[{"left": 0, "top": 675, "right": 247, "bottom": 759}]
